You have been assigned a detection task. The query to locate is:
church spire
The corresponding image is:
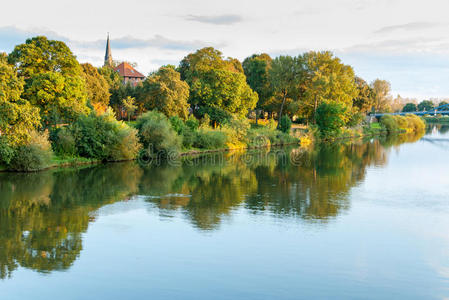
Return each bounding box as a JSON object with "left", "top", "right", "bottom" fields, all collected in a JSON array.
[{"left": 104, "top": 33, "right": 112, "bottom": 67}]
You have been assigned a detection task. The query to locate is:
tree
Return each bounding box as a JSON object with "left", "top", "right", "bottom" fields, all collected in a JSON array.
[
  {"left": 179, "top": 47, "right": 258, "bottom": 125},
  {"left": 315, "top": 102, "right": 346, "bottom": 137},
  {"left": 402, "top": 103, "right": 417, "bottom": 112},
  {"left": 137, "top": 66, "right": 190, "bottom": 119},
  {"left": 8, "top": 36, "right": 81, "bottom": 78},
  {"left": 437, "top": 101, "right": 448, "bottom": 111},
  {"left": 24, "top": 72, "right": 89, "bottom": 126},
  {"left": 8, "top": 36, "right": 89, "bottom": 126},
  {"left": 371, "top": 79, "right": 392, "bottom": 112},
  {"left": 0, "top": 54, "right": 41, "bottom": 146},
  {"left": 297, "top": 51, "right": 357, "bottom": 123},
  {"left": 269, "top": 55, "right": 302, "bottom": 126},
  {"left": 81, "top": 63, "right": 110, "bottom": 113},
  {"left": 98, "top": 65, "right": 123, "bottom": 91},
  {"left": 417, "top": 100, "right": 434, "bottom": 112},
  {"left": 353, "top": 77, "right": 374, "bottom": 113},
  {"left": 242, "top": 54, "right": 273, "bottom": 122},
  {"left": 122, "top": 96, "right": 137, "bottom": 121}
]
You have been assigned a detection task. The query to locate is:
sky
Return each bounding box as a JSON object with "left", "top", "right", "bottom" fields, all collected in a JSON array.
[{"left": 1, "top": 0, "right": 449, "bottom": 100}]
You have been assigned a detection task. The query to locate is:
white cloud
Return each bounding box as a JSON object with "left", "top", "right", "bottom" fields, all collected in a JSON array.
[{"left": 2, "top": 0, "right": 449, "bottom": 98}]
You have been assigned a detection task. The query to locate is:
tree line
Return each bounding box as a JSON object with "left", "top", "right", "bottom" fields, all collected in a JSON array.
[{"left": 0, "top": 35, "right": 415, "bottom": 170}]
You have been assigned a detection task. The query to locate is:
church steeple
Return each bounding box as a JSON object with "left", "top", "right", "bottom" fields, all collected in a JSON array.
[{"left": 104, "top": 33, "right": 112, "bottom": 67}]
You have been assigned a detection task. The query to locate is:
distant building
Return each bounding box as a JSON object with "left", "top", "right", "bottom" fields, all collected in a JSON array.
[
  {"left": 114, "top": 62, "right": 145, "bottom": 86},
  {"left": 103, "top": 34, "right": 145, "bottom": 86}
]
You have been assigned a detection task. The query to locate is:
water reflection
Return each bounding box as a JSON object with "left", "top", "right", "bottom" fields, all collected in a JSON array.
[{"left": 0, "top": 130, "right": 427, "bottom": 279}]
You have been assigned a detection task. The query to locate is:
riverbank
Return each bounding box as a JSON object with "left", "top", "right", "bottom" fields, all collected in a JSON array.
[
  {"left": 0, "top": 113, "right": 426, "bottom": 173},
  {"left": 423, "top": 116, "right": 449, "bottom": 123}
]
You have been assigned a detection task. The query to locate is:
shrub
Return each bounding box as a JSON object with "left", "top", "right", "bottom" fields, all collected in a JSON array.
[
  {"left": 347, "top": 112, "right": 364, "bottom": 127},
  {"left": 395, "top": 115, "right": 409, "bottom": 129},
  {"left": 185, "top": 115, "right": 199, "bottom": 131},
  {"left": 108, "top": 125, "right": 141, "bottom": 161},
  {"left": 194, "top": 129, "right": 227, "bottom": 149},
  {"left": 405, "top": 114, "right": 426, "bottom": 132},
  {"left": 222, "top": 117, "right": 250, "bottom": 148},
  {"left": 247, "top": 127, "right": 297, "bottom": 147},
  {"left": 170, "top": 116, "right": 185, "bottom": 135},
  {"left": 136, "top": 111, "right": 181, "bottom": 156},
  {"left": 267, "top": 119, "right": 277, "bottom": 130},
  {"left": 0, "top": 136, "right": 15, "bottom": 165},
  {"left": 9, "top": 131, "right": 53, "bottom": 171},
  {"left": 315, "top": 102, "right": 346, "bottom": 137},
  {"left": 379, "top": 115, "right": 399, "bottom": 133},
  {"left": 181, "top": 127, "right": 197, "bottom": 149},
  {"left": 278, "top": 115, "right": 292, "bottom": 133},
  {"left": 51, "top": 127, "right": 76, "bottom": 157},
  {"left": 199, "top": 113, "right": 211, "bottom": 128},
  {"left": 56, "top": 111, "right": 141, "bottom": 161}
]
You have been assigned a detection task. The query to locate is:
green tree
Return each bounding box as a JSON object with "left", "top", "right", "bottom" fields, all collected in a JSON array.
[
  {"left": 24, "top": 72, "right": 89, "bottom": 126},
  {"left": 0, "top": 55, "right": 41, "bottom": 146},
  {"left": 371, "top": 79, "right": 392, "bottom": 112},
  {"left": 108, "top": 83, "right": 137, "bottom": 120},
  {"left": 8, "top": 36, "right": 81, "bottom": 78},
  {"left": 402, "top": 103, "right": 417, "bottom": 112},
  {"left": 437, "top": 101, "right": 448, "bottom": 111},
  {"left": 179, "top": 47, "right": 258, "bottom": 125},
  {"left": 269, "top": 55, "right": 302, "bottom": 126},
  {"left": 137, "top": 66, "right": 190, "bottom": 119},
  {"left": 278, "top": 115, "right": 292, "bottom": 133},
  {"left": 315, "top": 102, "right": 346, "bottom": 137},
  {"left": 8, "top": 36, "right": 89, "bottom": 126},
  {"left": 417, "top": 100, "right": 434, "bottom": 112},
  {"left": 98, "top": 65, "right": 123, "bottom": 91},
  {"left": 299, "top": 51, "right": 357, "bottom": 123},
  {"left": 81, "top": 63, "right": 110, "bottom": 113},
  {"left": 122, "top": 96, "right": 137, "bottom": 121},
  {"left": 353, "top": 77, "right": 374, "bottom": 113},
  {"left": 242, "top": 54, "right": 273, "bottom": 122}
]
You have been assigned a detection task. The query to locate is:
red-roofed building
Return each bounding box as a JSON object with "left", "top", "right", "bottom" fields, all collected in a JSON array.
[
  {"left": 114, "top": 62, "right": 145, "bottom": 86},
  {"left": 103, "top": 34, "right": 145, "bottom": 86}
]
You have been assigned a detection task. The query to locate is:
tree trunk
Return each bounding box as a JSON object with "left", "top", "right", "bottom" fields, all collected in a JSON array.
[
  {"left": 277, "top": 91, "right": 287, "bottom": 129},
  {"left": 313, "top": 94, "right": 318, "bottom": 124}
]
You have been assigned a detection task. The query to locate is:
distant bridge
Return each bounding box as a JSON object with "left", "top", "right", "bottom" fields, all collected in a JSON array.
[{"left": 372, "top": 103, "right": 449, "bottom": 117}]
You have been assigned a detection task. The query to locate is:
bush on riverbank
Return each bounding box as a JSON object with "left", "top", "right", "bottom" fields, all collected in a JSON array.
[
  {"left": 380, "top": 114, "right": 425, "bottom": 134},
  {"left": 52, "top": 111, "right": 141, "bottom": 161},
  {"left": 136, "top": 111, "right": 182, "bottom": 156},
  {"left": 315, "top": 102, "right": 346, "bottom": 137},
  {"left": 8, "top": 131, "right": 53, "bottom": 171}
]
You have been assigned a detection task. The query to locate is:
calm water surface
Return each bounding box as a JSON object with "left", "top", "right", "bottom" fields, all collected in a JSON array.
[{"left": 0, "top": 126, "right": 448, "bottom": 299}]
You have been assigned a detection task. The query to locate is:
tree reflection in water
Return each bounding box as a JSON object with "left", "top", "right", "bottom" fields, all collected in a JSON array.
[{"left": 0, "top": 130, "right": 425, "bottom": 278}]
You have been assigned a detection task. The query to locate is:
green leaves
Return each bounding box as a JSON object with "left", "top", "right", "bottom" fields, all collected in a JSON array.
[
  {"left": 180, "top": 47, "right": 257, "bottom": 125},
  {"left": 25, "top": 72, "right": 89, "bottom": 126},
  {"left": 0, "top": 57, "right": 41, "bottom": 146},
  {"left": 315, "top": 102, "right": 346, "bottom": 137},
  {"left": 137, "top": 67, "right": 190, "bottom": 119},
  {"left": 8, "top": 36, "right": 81, "bottom": 78}
]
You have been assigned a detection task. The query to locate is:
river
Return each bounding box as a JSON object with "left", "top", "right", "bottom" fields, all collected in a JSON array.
[{"left": 0, "top": 125, "right": 448, "bottom": 299}]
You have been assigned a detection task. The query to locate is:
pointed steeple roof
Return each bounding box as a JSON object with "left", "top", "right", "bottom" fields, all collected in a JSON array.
[{"left": 104, "top": 33, "right": 112, "bottom": 67}]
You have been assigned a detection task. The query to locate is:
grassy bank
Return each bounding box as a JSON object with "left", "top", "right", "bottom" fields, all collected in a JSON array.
[
  {"left": 423, "top": 116, "right": 449, "bottom": 123},
  {"left": 317, "top": 114, "right": 426, "bottom": 142},
  {"left": 1, "top": 112, "right": 426, "bottom": 173}
]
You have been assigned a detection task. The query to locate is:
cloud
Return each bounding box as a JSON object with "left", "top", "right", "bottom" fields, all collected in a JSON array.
[
  {"left": 343, "top": 37, "right": 449, "bottom": 54},
  {"left": 0, "top": 26, "right": 67, "bottom": 52},
  {"left": 184, "top": 14, "right": 243, "bottom": 25},
  {"left": 75, "top": 35, "right": 222, "bottom": 51},
  {"left": 0, "top": 26, "right": 223, "bottom": 53},
  {"left": 374, "top": 22, "right": 440, "bottom": 34}
]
